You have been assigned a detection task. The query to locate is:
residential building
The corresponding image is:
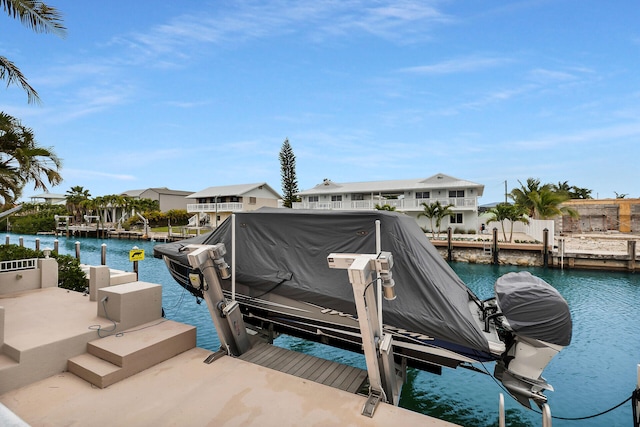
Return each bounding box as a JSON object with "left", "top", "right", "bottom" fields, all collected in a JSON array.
[
  {"left": 293, "top": 173, "right": 484, "bottom": 232},
  {"left": 121, "top": 187, "right": 193, "bottom": 212},
  {"left": 28, "top": 193, "right": 66, "bottom": 205},
  {"left": 186, "top": 183, "right": 282, "bottom": 227}
]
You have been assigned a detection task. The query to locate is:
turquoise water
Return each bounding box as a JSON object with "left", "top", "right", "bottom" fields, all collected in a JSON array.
[{"left": 9, "top": 234, "right": 639, "bottom": 427}]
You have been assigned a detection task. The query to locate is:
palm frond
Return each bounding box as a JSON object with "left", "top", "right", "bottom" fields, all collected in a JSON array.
[
  {"left": 1, "top": 0, "right": 66, "bottom": 36},
  {"left": 0, "top": 56, "right": 41, "bottom": 104}
]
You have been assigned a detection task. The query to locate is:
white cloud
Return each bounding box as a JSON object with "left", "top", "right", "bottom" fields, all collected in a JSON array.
[{"left": 400, "top": 56, "right": 511, "bottom": 75}]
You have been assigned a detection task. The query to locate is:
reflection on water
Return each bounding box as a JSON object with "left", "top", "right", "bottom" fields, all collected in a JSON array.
[{"left": 8, "top": 234, "right": 638, "bottom": 427}]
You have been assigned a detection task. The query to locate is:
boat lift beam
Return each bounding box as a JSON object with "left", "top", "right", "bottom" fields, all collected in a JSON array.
[
  {"left": 185, "top": 243, "right": 251, "bottom": 357},
  {"left": 327, "top": 251, "right": 404, "bottom": 417}
]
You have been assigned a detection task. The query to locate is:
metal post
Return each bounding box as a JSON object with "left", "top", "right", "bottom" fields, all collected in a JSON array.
[
  {"left": 543, "top": 228, "right": 549, "bottom": 267},
  {"left": 101, "top": 243, "right": 107, "bottom": 266},
  {"left": 132, "top": 245, "right": 139, "bottom": 280},
  {"left": 492, "top": 228, "right": 499, "bottom": 265},
  {"left": 634, "top": 364, "right": 639, "bottom": 427},
  {"left": 327, "top": 252, "right": 402, "bottom": 416},
  {"left": 542, "top": 403, "right": 552, "bottom": 427},
  {"left": 231, "top": 214, "right": 236, "bottom": 301},
  {"left": 75, "top": 241, "right": 80, "bottom": 262},
  {"left": 185, "top": 244, "right": 251, "bottom": 357},
  {"left": 447, "top": 227, "right": 453, "bottom": 262}
]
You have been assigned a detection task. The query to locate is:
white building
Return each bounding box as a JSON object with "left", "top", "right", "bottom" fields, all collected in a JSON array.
[
  {"left": 187, "top": 183, "right": 282, "bottom": 227},
  {"left": 293, "top": 173, "right": 484, "bottom": 232},
  {"left": 122, "top": 187, "right": 194, "bottom": 212}
]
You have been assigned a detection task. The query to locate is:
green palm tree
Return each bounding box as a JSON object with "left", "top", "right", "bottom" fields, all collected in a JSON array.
[
  {"left": 0, "top": 112, "right": 62, "bottom": 205},
  {"left": 530, "top": 187, "right": 578, "bottom": 220},
  {"left": 486, "top": 203, "right": 529, "bottom": 242},
  {"left": 1, "top": 0, "right": 66, "bottom": 104},
  {"left": 65, "top": 186, "right": 91, "bottom": 223},
  {"left": 418, "top": 201, "right": 453, "bottom": 238},
  {"left": 509, "top": 178, "right": 552, "bottom": 218},
  {"left": 375, "top": 204, "right": 396, "bottom": 211}
]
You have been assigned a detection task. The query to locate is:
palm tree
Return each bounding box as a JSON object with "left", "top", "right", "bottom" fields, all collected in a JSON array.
[
  {"left": 65, "top": 186, "right": 90, "bottom": 223},
  {"left": 571, "top": 186, "right": 593, "bottom": 199},
  {"left": 375, "top": 204, "right": 396, "bottom": 211},
  {"left": 486, "top": 203, "right": 529, "bottom": 242},
  {"left": 1, "top": 0, "right": 66, "bottom": 104},
  {"left": 529, "top": 187, "right": 578, "bottom": 220},
  {"left": 418, "top": 201, "right": 453, "bottom": 238},
  {"left": 0, "top": 112, "right": 62, "bottom": 205},
  {"left": 509, "top": 178, "right": 552, "bottom": 218}
]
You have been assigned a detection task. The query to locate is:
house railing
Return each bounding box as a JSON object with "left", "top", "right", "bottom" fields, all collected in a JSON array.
[
  {"left": 292, "top": 197, "right": 477, "bottom": 211},
  {"left": 0, "top": 258, "right": 38, "bottom": 273},
  {"left": 187, "top": 203, "right": 244, "bottom": 213}
]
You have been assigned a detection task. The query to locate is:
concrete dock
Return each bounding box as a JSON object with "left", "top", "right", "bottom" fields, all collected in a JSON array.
[{"left": 0, "top": 270, "right": 460, "bottom": 426}]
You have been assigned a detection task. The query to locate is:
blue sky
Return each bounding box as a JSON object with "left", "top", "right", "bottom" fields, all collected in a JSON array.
[{"left": 2, "top": 0, "right": 639, "bottom": 203}]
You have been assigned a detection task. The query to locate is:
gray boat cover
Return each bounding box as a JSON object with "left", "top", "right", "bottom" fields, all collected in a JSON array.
[
  {"left": 154, "top": 209, "right": 491, "bottom": 356},
  {"left": 495, "top": 271, "right": 572, "bottom": 346}
]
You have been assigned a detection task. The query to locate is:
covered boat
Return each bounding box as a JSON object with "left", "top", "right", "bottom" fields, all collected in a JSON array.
[{"left": 154, "top": 208, "right": 571, "bottom": 408}]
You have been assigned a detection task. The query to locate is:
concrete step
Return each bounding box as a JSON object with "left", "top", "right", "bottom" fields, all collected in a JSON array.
[
  {"left": 0, "top": 353, "right": 19, "bottom": 372},
  {"left": 67, "top": 319, "right": 196, "bottom": 388}
]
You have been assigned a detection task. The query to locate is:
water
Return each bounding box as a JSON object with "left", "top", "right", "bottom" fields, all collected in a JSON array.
[{"left": 10, "top": 234, "right": 639, "bottom": 427}]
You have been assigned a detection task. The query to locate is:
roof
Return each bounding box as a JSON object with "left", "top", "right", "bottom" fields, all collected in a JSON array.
[
  {"left": 29, "top": 193, "right": 66, "bottom": 200},
  {"left": 121, "top": 187, "right": 194, "bottom": 197},
  {"left": 298, "top": 173, "right": 484, "bottom": 196},
  {"left": 186, "top": 183, "right": 282, "bottom": 199}
]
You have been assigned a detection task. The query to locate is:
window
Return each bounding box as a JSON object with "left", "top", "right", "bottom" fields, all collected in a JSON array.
[
  {"left": 450, "top": 213, "right": 463, "bottom": 224},
  {"left": 308, "top": 196, "right": 319, "bottom": 203},
  {"left": 449, "top": 190, "right": 464, "bottom": 198},
  {"left": 416, "top": 191, "right": 430, "bottom": 199},
  {"left": 352, "top": 193, "right": 364, "bottom": 201},
  {"left": 331, "top": 195, "right": 342, "bottom": 202},
  {"left": 249, "top": 197, "right": 256, "bottom": 205}
]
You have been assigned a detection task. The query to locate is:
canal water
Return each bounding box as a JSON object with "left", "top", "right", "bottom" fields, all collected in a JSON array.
[{"left": 8, "top": 233, "right": 639, "bottom": 427}]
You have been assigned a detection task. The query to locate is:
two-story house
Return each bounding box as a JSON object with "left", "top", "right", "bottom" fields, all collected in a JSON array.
[
  {"left": 186, "top": 183, "right": 282, "bottom": 227},
  {"left": 293, "top": 173, "right": 484, "bottom": 232},
  {"left": 122, "top": 187, "right": 194, "bottom": 212}
]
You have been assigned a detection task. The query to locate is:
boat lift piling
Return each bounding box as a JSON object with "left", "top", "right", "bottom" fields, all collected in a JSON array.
[
  {"left": 327, "top": 250, "right": 404, "bottom": 417},
  {"left": 184, "top": 243, "right": 251, "bottom": 357}
]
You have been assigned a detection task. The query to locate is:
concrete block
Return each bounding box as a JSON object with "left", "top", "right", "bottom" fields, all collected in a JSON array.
[
  {"left": 89, "top": 266, "right": 111, "bottom": 301},
  {"left": 97, "top": 282, "right": 162, "bottom": 330}
]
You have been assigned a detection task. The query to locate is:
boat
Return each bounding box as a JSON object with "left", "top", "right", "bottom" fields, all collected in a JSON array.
[{"left": 153, "top": 208, "right": 571, "bottom": 408}]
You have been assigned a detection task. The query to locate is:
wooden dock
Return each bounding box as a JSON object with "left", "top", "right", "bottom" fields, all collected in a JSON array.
[{"left": 239, "top": 342, "right": 368, "bottom": 394}]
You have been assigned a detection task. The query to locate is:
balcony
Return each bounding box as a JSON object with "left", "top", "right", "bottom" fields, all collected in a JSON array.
[
  {"left": 187, "top": 202, "right": 244, "bottom": 213},
  {"left": 292, "top": 197, "right": 477, "bottom": 211}
]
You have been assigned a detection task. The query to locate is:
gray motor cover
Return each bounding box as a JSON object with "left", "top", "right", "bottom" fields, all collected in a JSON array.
[{"left": 495, "top": 271, "right": 572, "bottom": 346}]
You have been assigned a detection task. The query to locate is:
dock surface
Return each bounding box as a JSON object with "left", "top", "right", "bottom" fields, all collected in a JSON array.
[
  {"left": 0, "top": 279, "right": 460, "bottom": 426},
  {"left": 1, "top": 347, "right": 458, "bottom": 427}
]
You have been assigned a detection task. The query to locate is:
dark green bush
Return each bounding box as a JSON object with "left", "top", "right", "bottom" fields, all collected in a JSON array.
[{"left": 0, "top": 244, "right": 86, "bottom": 292}]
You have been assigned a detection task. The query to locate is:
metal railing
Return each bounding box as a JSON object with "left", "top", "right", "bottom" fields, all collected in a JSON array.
[
  {"left": 292, "top": 197, "right": 477, "bottom": 211},
  {"left": 187, "top": 202, "right": 244, "bottom": 213},
  {"left": 0, "top": 258, "right": 37, "bottom": 272}
]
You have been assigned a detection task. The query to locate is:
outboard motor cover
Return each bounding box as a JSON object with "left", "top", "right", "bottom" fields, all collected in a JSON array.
[
  {"left": 495, "top": 271, "right": 572, "bottom": 346},
  {"left": 494, "top": 271, "right": 572, "bottom": 408}
]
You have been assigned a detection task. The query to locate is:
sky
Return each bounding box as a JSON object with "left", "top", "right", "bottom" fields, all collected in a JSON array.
[{"left": 2, "top": 0, "right": 640, "bottom": 204}]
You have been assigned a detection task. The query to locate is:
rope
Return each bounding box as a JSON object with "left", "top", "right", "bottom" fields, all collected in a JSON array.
[{"left": 479, "top": 361, "right": 637, "bottom": 422}]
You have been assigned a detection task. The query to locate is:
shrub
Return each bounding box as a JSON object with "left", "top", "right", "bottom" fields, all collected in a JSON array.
[{"left": 0, "top": 244, "right": 86, "bottom": 292}]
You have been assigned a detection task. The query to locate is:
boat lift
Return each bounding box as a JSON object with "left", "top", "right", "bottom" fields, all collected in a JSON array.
[
  {"left": 183, "top": 243, "right": 251, "bottom": 357},
  {"left": 327, "top": 250, "right": 405, "bottom": 417}
]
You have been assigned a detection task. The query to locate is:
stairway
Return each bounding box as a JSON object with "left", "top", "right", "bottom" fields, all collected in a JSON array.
[{"left": 67, "top": 319, "right": 196, "bottom": 388}]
